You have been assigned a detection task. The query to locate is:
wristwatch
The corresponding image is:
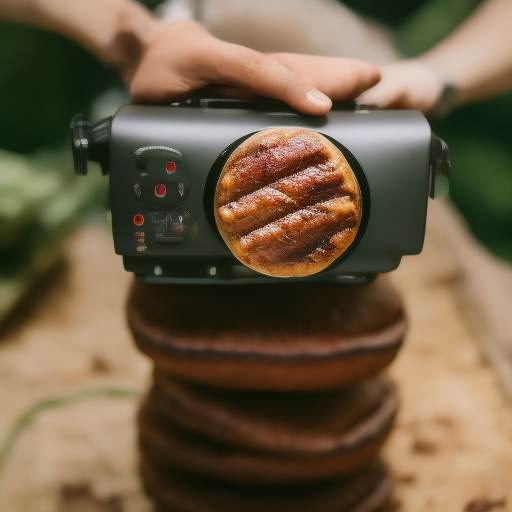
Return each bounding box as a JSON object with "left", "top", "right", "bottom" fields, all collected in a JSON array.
[{"left": 429, "top": 80, "right": 459, "bottom": 117}]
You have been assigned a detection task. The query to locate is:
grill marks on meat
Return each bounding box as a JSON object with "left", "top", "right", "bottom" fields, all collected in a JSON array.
[
  {"left": 218, "top": 164, "right": 357, "bottom": 238},
  {"left": 236, "top": 198, "right": 358, "bottom": 265},
  {"left": 217, "top": 133, "right": 327, "bottom": 205},
  {"left": 215, "top": 129, "right": 362, "bottom": 277}
]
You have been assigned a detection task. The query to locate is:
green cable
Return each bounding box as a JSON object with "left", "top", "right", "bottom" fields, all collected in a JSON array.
[{"left": 0, "top": 387, "right": 143, "bottom": 478}]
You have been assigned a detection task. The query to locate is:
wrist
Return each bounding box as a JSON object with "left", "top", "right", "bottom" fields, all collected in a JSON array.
[
  {"left": 103, "top": 1, "right": 160, "bottom": 81},
  {"left": 416, "top": 57, "right": 460, "bottom": 117},
  {"left": 117, "top": 18, "right": 208, "bottom": 82},
  {"left": 416, "top": 57, "right": 460, "bottom": 115},
  {"left": 417, "top": 56, "right": 455, "bottom": 88}
]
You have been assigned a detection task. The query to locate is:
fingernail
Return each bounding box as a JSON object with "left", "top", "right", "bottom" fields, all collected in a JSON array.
[{"left": 306, "top": 89, "right": 331, "bottom": 107}]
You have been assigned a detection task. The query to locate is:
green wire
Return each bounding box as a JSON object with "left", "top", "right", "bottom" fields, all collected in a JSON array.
[{"left": 0, "top": 387, "right": 143, "bottom": 478}]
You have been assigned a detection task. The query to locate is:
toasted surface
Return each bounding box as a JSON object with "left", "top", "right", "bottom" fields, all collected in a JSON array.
[
  {"left": 128, "top": 278, "right": 404, "bottom": 353},
  {"left": 152, "top": 372, "right": 397, "bottom": 453},
  {"left": 214, "top": 128, "right": 362, "bottom": 277},
  {"left": 141, "top": 456, "right": 390, "bottom": 512},
  {"left": 137, "top": 378, "right": 397, "bottom": 483},
  {"left": 127, "top": 277, "right": 405, "bottom": 389}
]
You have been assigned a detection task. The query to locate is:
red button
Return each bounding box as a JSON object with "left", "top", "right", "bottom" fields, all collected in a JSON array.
[
  {"left": 133, "top": 214, "right": 144, "bottom": 226},
  {"left": 166, "top": 162, "right": 176, "bottom": 173},
  {"left": 155, "top": 184, "right": 166, "bottom": 197}
]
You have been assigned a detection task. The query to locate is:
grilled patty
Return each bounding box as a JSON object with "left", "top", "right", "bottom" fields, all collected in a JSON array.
[{"left": 215, "top": 128, "right": 362, "bottom": 277}]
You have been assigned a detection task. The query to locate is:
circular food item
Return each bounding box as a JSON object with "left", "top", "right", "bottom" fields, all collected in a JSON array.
[
  {"left": 127, "top": 277, "right": 406, "bottom": 390},
  {"left": 137, "top": 377, "right": 397, "bottom": 483},
  {"left": 214, "top": 128, "right": 362, "bottom": 277},
  {"left": 149, "top": 373, "right": 397, "bottom": 454},
  {"left": 141, "top": 456, "right": 390, "bottom": 512}
]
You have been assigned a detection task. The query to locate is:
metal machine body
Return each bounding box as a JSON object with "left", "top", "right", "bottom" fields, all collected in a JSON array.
[{"left": 71, "top": 99, "right": 450, "bottom": 284}]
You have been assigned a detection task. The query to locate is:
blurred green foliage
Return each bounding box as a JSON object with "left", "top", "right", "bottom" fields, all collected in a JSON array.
[
  {"left": 0, "top": 22, "right": 121, "bottom": 153},
  {"left": 432, "top": 108, "right": 512, "bottom": 262},
  {"left": 396, "top": 0, "right": 481, "bottom": 55},
  {"left": 0, "top": 148, "right": 107, "bottom": 324},
  {"left": 0, "top": 23, "right": 113, "bottom": 323}
]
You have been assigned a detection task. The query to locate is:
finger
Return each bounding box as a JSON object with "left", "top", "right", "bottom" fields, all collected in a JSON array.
[
  {"left": 357, "top": 80, "right": 403, "bottom": 108},
  {"left": 208, "top": 43, "right": 332, "bottom": 115},
  {"left": 191, "top": 86, "right": 257, "bottom": 100},
  {"left": 270, "top": 54, "right": 381, "bottom": 100}
]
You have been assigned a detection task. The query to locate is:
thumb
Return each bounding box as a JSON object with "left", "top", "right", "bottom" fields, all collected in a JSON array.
[{"left": 212, "top": 43, "right": 332, "bottom": 115}]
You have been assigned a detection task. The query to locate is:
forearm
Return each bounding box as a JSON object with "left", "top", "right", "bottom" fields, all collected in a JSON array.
[
  {"left": 0, "top": 0, "right": 158, "bottom": 77},
  {"left": 420, "top": 0, "right": 512, "bottom": 104}
]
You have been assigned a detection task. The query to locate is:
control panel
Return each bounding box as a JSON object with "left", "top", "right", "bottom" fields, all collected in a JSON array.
[{"left": 130, "top": 146, "right": 194, "bottom": 252}]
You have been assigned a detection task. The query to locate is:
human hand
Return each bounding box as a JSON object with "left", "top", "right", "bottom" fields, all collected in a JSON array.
[
  {"left": 129, "top": 21, "right": 380, "bottom": 115},
  {"left": 357, "top": 60, "right": 445, "bottom": 113},
  {"left": 269, "top": 53, "right": 381, "bottom": 104}
]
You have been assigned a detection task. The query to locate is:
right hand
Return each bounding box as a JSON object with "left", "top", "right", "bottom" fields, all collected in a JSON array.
[
  {"left": 358, "top": 60, "right": 445, "bottom": 113},
  {"left": 129, "top": 21, "right": 381, "bottom": 115}
]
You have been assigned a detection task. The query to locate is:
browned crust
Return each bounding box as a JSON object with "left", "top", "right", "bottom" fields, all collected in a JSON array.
[
  {"left": 214, "top": 128, "right": 362, "bottom": 277},
  {"left": 126, "top": 278, "right": 406, "bottom": 389},
  {"left": 138, "top": 399, "right": 395, "bottom": 483},
  {"left": 145, "top": 375, "right": 398, "bottom": 455},
  {"left": 141, "top": 455, "right": 390, "bottom": 512},
  {"left": 127, "top": 278, "right": 405, "bottom": 347},
  {"left": 136, "top": 342, "right": 402, "bottom": 391}
]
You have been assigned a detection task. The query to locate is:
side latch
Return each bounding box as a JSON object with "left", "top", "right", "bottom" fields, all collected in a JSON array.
[{"left": 429, "top": 133, "right": 451, "bottom": 199}]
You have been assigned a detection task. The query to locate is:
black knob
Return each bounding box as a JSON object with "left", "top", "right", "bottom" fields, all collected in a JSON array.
[{"left": 70, "top": 114, "right": 112, "bottom": 176}]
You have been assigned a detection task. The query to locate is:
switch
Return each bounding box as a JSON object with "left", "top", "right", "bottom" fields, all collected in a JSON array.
[
  {"left": 151, "top": 211, "right": 191, "bottom": 243},
  {"left": 134, "top": 148, "right": 190, "bottom": 207},
  {"left": 155, "top": 184, "right": 166, "bottom": 197}
]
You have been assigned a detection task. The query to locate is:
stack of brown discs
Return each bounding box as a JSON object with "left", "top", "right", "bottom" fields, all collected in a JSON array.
[{"left": 127, "top": 278, "right": 406, "bottom": 512}]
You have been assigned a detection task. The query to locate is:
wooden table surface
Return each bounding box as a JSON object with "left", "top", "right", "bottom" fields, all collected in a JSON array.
[{"left": 1, "top": 201, "right": 512, "bottom": 512}]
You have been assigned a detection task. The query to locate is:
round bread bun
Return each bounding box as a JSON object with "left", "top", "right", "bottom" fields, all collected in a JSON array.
[
  {"left": 141, "top": 456, "right": 391, "bottom": 512},
  {"left": 151, "top": 372, "right": 397, "bottom": 454},
  {"left": 127, "top": 277, "right": 405, "bottom": 390},
  {"left": 137, "top": 378, "right": 397, "bottom": 483},
  {"left": 214, "top": 128, "right": 362, "bottom": 277}
]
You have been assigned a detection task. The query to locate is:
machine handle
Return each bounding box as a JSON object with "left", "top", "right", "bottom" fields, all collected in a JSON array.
[{"left": 70, "top": 114, "right": 112, "bottom": 176}]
